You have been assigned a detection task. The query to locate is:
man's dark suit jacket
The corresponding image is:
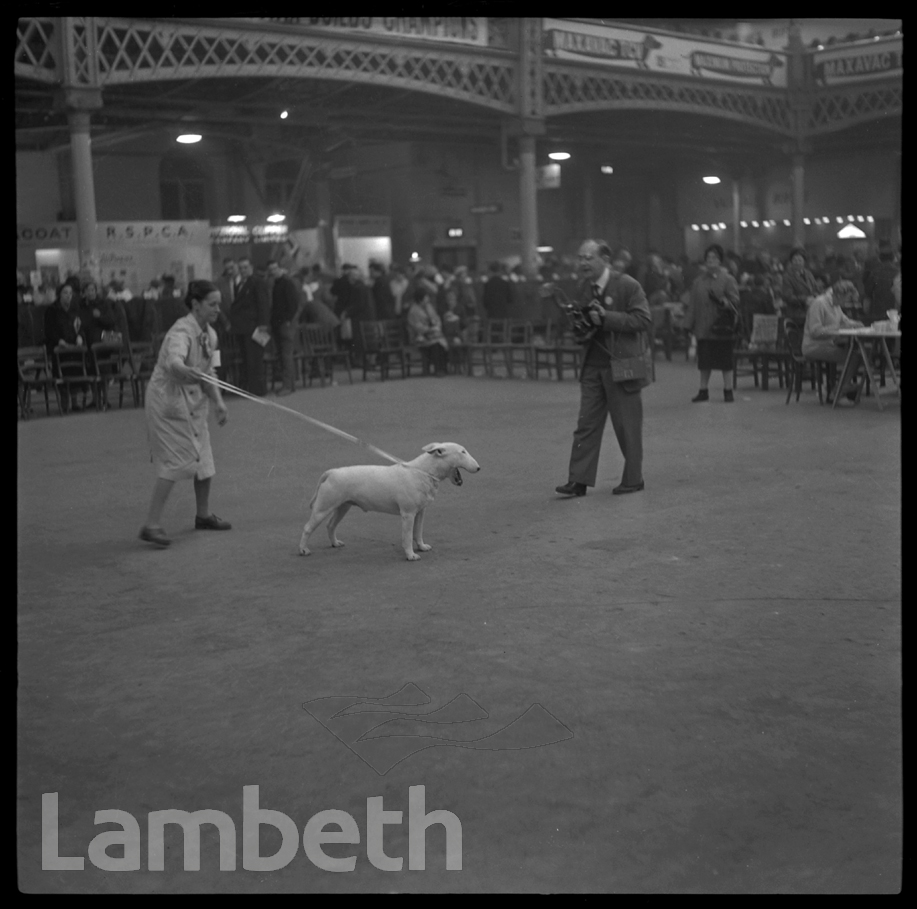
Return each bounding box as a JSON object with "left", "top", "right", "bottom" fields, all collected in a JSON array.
[
  {"left": 270, "top": 274, "right": 302, "bottom": 328},
  {"left": 230, "top": 275, "right": 271, "bottom": 336}
]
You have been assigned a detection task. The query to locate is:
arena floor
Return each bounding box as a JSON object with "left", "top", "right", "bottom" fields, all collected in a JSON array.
[{"left": 18, "top": 358, "right": 901, "bottom": 893}]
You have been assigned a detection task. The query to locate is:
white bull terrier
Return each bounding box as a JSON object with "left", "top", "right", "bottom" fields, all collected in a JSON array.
[{"left": 299, "top": 442, "right": 481, "bottom": 561}]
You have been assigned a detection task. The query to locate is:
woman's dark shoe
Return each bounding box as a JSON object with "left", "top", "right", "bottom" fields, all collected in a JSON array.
[
  {"left": 724, "top": 389, "right": 735, "bottom": 403},
  {"left": 195, "top": 514, "right": 232, "bottom": 530},
  {"left": 691, "top": 389, "right": 709, "bottom": 402},
  {"left": 555, "top": 481, "right": 587, "bottom": 497},
  {"left": 139, "top": 526, "right": 171, "bottom": 547}
]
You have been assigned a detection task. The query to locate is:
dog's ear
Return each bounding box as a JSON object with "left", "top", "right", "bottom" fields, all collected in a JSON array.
[{"left": 422, "top": 443, "right": 445, "bottom": 456}]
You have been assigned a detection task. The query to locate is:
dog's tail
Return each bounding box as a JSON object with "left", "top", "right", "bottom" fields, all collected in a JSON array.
[{"left": 305, "top": 471, "right": 331, "bottom": 511}]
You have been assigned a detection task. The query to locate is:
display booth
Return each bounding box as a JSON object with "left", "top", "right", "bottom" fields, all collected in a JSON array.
[
  {"left": 17, "top": 220, "right": 212, "bottom": 293},
  {"left": 334, "top": 215, "right": 392, "bottom": 273}
]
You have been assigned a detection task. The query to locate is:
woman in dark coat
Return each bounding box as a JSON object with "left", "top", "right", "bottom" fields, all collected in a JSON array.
[
  {"left": 684, "top": 244, "right": 740, "bottom": 403},
  {"left": 781, "top": 247, "right": 819, "bottom": 327}
]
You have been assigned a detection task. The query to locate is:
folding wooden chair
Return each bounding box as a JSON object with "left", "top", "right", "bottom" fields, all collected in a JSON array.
[
  {"left": 301, "top": 325, "right": 353, "bottom": 386},
  {"left": 54, "top": 347, "right": 99, "bottom": 413},
  {"left": 18, "top": 346, "right": 61, "bottom": 418},
  {"left": 91, "top": 342, "right": 131, "bottom": 409}
]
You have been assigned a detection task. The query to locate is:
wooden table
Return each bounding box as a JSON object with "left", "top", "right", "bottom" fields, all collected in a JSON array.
[{"left": 831, "top": 328, "right": 901, "bottom": 410}]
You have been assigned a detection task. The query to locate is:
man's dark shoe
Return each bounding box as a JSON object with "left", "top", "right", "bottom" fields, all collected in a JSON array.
[
  {"left": 724, "top": 389, "right": 735, "bottom": 403},
  {"left": 691, "top": 389, "right": 709, "bottom": 402},
  {"left": 139, "top": 526, "right": 171, "bottom": 547},
  {"left": 195, "top": 514, "right": 232, "bottom": 531},
  {"left": 555, "top": 481, "right": 587, "bottom": 497},
  {"left": 612, "top": 481, "right": 645, "bottom": 495}
]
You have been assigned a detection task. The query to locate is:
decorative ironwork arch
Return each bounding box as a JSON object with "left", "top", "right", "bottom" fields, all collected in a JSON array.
[
  {"left": 16, "top": 16, "right": 902, "bottom": 141},
  {"left": 543, "top": 64, "right": 795, "bottom": 137},
  {"left": 807, "top": 80, "right": 903, "bottom": 137}
]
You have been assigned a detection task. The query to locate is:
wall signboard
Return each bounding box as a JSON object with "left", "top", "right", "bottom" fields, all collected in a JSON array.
[
  {"left": 812, "top": 37, "right": 902, "bottom": 86},
  {"left": 543, "top": 18, "right": 788, "bottom": 87}
]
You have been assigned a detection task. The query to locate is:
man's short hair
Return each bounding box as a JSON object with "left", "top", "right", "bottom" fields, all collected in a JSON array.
[{"left": 585, "top": 240, "right": 612, "bottom": 260}]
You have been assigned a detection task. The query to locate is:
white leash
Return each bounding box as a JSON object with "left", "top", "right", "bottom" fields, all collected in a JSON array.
[{"left": 197, "top": 373, "right": 403, "bottom": 465}]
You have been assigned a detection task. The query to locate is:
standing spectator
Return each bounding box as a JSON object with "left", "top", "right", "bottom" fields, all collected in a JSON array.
[
  {"left": 266, "top": 259, "right": 302, "bottom": 397},
  {"left": 216, "top": 258, "right": 240, "bottom": 327},
  {"left": 482, "top": 261, "right": 513, "bottom": 319},
  {"left": 230, "top": 256, "right": 271, "bottom": 396},
  {"left": 369, "top": 261, "right": 396, "bottom": 321},
  {"left": 554, "top": 239, "right": 651, "bottom": 498},
  {"left": 157, "top": 275, "right": 186, "bottom": 331},
  {"left": 44, "top": 283, "right": 89, "bottom": 412},
  {"left": 346, "top": 266, "right": 377, "bottom": 361},
  {"left": 389, "top": 265, "right": 410, "bottom": 316},
  {"left": 781, "top": 248, "right": 819, "bottom": 327},
  {"left": 684, "top": 244, "right": 740, "bottom": 403},
  {"left": 138, "top": 280, "right": 230, "bottom": 548},
  {"left": 863, "top": 242, "right": 900, "bottom": 325}
]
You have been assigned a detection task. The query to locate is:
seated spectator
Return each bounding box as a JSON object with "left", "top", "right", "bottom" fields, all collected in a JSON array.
[
  {"left": 44, "top": 283, "right": 90, "bottom": 411},
  {"left": 406, "top": 286, "right": 448, "bottom": 376},
  {"left": 80, "top": 281, "right": 119, "bottom": 346},
  {"left": 802, "top": 280, "right": 864, "bottom": 396}
]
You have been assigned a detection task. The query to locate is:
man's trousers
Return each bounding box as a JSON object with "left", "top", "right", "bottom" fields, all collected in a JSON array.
[
  {"left": 567, "top": 365, "right": 644, "bottom": 488},
  {"left": 234, "top": 333, "right": 267, "bottom": 397}
]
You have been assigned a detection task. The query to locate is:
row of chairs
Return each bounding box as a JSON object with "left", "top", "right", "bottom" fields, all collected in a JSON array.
[{"left": 17, "top": 340, "right": 162, "bottom": 418}]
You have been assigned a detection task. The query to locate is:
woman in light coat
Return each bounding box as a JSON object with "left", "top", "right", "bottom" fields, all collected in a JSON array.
[{"left": 139, "top": 280, "right": 230, "bottom": 547}]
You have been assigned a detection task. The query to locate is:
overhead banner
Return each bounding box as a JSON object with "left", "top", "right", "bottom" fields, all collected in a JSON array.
[
  {"left": 18, "top": 221, "right": 212, "bottom": 248},
  {"left": 543, "top": 18, "right": 788, "bottom": 88},
  {"left": 210, "top": 224, "right": 289, "bottom": 245},
  {"left": 232, "top": 17, "right": 488, "bottom": 46},
  {"left": 812, "top": 37, "right": 902, "bottom": 86}
]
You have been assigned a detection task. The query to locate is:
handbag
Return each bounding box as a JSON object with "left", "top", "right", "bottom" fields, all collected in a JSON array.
[{"left": 709, "top": 296, "right": 739, "bottom": 338}]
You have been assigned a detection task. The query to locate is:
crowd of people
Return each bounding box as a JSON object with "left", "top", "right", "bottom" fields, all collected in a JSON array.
[{"left": 19, "top": 238, "right": 900, "bottom": 411}]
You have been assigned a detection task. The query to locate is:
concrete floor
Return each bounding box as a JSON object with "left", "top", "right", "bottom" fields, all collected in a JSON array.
[{"left": 18, "top": 358, "right": 900, "bottom": 893}]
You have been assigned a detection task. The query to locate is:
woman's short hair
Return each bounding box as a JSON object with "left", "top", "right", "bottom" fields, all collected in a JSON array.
[
  {"left": 185, "top": 279, "right": 218, "bottom": 310},
  {"left": 703, "top": 244, "right": 725, "bottom": 263},
  {"left": 831, "top": 279, "right": 858, "bottom": 301}
]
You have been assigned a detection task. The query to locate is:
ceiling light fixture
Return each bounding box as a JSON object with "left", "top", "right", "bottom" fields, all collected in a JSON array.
[
  {"left": 600, "top": 165, "right": 614, "bottom": 175},
  {"left": 702, "top": 176, "right": 721, "bottom": 185},
  {"left": 227, "top": 215, "right": 246, "bottom": 223},
  {"left": 548, "top": 152, "right": 571, "bottom": 161},
  {"left": 176, "top": 133, "right": 202, "bottom": 144},
  {"left": 266, "top": 214, "right": 286, "bottom": 223}
]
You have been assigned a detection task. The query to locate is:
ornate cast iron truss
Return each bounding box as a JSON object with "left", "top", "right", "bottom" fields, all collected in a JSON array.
[{"left": 16, "top": 17, "right": 901, "bottom": 144}]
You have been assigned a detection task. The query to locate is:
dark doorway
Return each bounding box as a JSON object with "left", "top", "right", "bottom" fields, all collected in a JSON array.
[{"left": 433, "top": 245, "right": 477, "bottom": 272}]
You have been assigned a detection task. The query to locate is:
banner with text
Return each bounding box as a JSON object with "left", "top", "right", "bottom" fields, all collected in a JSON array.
[
  {"left": 811, "top": 37, "right": 902, "bottom": 87},
  {"left": 231, "top": 17, "right": 488, "bottom": 46},
  {"left": 543, "top": 18, "right": 788, "bottom": 88},
  {"left": 18, "top": 221, "right": 213, "bottom": 248}
]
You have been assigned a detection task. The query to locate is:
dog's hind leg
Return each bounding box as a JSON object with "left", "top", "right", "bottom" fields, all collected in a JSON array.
[
  {"left": 412, "top": 508, "right": 432, "bottom": 552},
  {"left": 299, "top": 505, "right": 336, "bottom": 556},
  {"left": 400, "top": 511, "right": 420, "bottom": 561},
  {"left": 327, "top": 503, "right": 352, "bottom": 548}
]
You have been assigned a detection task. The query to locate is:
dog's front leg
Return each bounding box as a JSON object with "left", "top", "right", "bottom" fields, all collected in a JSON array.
[
  {"left": 400, "top": 511, "right": 420, "bottom": 560},
  {"left": 412, "top": 508, "right": 432, "bottom": 552}
]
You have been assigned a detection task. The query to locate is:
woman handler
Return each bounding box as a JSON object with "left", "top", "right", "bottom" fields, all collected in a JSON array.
[{"left": 139, "top": 280, "right": 230, "bottom": 547}]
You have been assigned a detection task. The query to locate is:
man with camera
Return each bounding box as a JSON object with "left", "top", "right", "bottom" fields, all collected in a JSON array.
[{"left": 555, "top": 240, "right": 652, "bottom": 498}]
